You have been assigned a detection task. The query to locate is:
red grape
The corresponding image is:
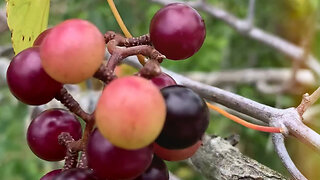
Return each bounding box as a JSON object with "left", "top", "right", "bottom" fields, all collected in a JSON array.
[
  {"left": 87, "top": 129, "right": 153, "bottom": 180},
  {"left": 95, "top": 76, "right": 166, "bottom": 149},
  {"left": 150, "top": 72, "right": 176, "bottom": 89},
  {"left": 156, "top": 85, "right": 209, "bottom": 149},
  {"left": 134, "top": 155, "right": 169, "bottom": 180},
  {"left": 27, "top": 109, "right": 82, "bottom": 161},
  {"left": 150, "top": 3, "right": 206, "bottom": 60},
  {"left": 52, "top": 168, "right": 99, "bottom": 180},
  {"left": 33, "top": 28, "right": 52, "bottom": 46},
  {"left": 153, "top": 141, "right": 202, "bottom": 161},
  {"left": 40, "top": 169, "right": 61, "bottom": 180},
  {"left": 40, "top": 19, "right": 105, "bottom": 84},
  {"left": 6, "top": 47, "right": 62, "bottom": 105}
]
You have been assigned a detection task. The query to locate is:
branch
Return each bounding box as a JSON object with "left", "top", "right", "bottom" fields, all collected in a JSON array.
[
  {"left": 185, "top": 68, "right": 315, "bottom": 91},
  {"left": 272, "top": 133, "right": 307, "bottom": 180},
  {"left": 150, "top": 0, "right": 320, "bottom": 77},
  {"left": 124, "top": 56, "right": 320, "bottom": 179},
  {"left": 190, "top": 135, "right": 287, "bottom": 179}
]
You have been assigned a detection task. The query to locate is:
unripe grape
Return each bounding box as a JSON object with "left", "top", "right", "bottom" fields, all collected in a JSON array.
[
  {"left": 40, "top": 19, "right": 105, "bottom": 84},
  {"left": 95, "top": 76, "right": 166, "bottom": 150}
]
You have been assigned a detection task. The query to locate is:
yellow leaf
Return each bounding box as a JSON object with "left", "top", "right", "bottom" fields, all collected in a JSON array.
[{"left": 6, "top": 0, "right": 50, "bottom": 54}]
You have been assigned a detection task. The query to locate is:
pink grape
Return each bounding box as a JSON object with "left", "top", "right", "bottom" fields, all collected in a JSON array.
[
  {"left": 40, "top": 19, "right": 105, "bottom": 84},
  {"left": 95, "top": 76, "right": 166, "bottom": 149}
]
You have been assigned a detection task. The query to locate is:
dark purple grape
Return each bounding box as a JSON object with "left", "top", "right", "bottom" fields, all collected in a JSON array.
[
  {"left": 6, "top": 47, "right": 62, "bottom": 105},
  {"left": 34, "top": 28, "right": 52, "bottom": 46},
  {"left": 150, "top": 73, "right": 176, "bottom": 89},
  {"left": 53, "top": 168, "right": 99, "bottom": 180},
  {"left": 134, "top": 155, "right": 169, "bottom": 180},
  {"left": 156, "top": 85, "right": 209, "bottom": 149},
  {"left": 27, "top": 109, "right": 82, "bottom": 161},
  {"left": 87, "top": 129, "right": 153, "bottom": 180},
  {"left": 150, "top": 3, "right": 206, "bottom": 60},
  {"left": 40, "top": 169, "right": 62, "bottom": 180}
]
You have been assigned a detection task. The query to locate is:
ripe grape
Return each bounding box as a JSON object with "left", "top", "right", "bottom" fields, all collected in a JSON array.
[
  {"left": 156, "top": 85, "right": 209, "bottom": 149},
  {"left": 6, "top": 47, "right": 62, "bottom": 105},
  {"left": 87, "top": 129, "right": 153, "bottom": 180},
  {"left": 134, "top": 155, "right": 169, "bottom": 180},
  {"left": 150, "top": 3, "right": 206, "bottom": 60},
  {"left": 40, "top": 169, "right": 61, "bottom": 180},
  {"left": 95, "top": 76, "right": 166, "bottom": 150},
  {"left": 53, "top": 168, "right": 99, "bottom": 180},
  {"left": 27, "top": 109, "right": 82, "bottom": 161},
  {"left": 40, "top": 19, "right": 105, "bottom": 84},
  {"left": 153, "top": 141, "right": 202, "bottom": 161},
  {"left": 151, "top": 72, "right": 176, "bottom": 89},
  {"left": 33, "top": 28, "right": 52, "bottom": 46}
]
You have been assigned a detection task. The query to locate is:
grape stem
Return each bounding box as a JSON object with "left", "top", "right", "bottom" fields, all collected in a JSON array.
[
  {"left": 106, "top": 0, "right": 146, "bottom": 65},
  {"left": 94, "top": 31, "right": 164, "bottom": 82},
  {"left": 58, "top": 132, "right": 82, "bottom": 170},
  {"left": 206, "top": 102, "right": 283, "bottom": 133},
  {"left": 55, "top": 87, "right": 92, "bottom": 123}
]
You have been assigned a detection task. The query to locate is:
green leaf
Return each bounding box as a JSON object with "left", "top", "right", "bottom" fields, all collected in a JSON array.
[{"left": 6, "top": 0, "right": 50, "bottom": 54}]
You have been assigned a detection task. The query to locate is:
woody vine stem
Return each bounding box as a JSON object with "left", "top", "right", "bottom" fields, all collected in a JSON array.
[{"left": 46, "top": 1, "right": 320, "bottom": 179}]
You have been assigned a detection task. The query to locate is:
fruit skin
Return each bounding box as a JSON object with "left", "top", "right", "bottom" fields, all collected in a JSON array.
[
  {"left": 27, "top": 109, "right": 82, "bottom": 161},
  {"left": 95, "top": 76, "right": 166, "bottom": 150},
  {"left": 40, "top": 19, "right": 105, "bottom": 84},
  {"left": 153, "top": 141, "right": 202, "bottom": 161},
  {"left": 40, "top": 169, "right": 61, "bottom": 180},
  {"left": 156, "top": 85, "right": 209, "bottom": 149},
  {"left": 134, "top": 155, "right": 169, "bottom": 180},
  {"left": 87, "top": 129, "right": 153, "bottom": 180},
  {"left": 52, "top": 168, "right": 99, "bottom": 180},
  {"left": 6, "top": 47, "right": 62, "bottom": 105},
  {"left": 33, "top": 28, "right": 52, "bottom": 46},
  {"left": 150, "top": 3, "right": 206, "bottom": 60},
  {"left": 150, "top": 73, "right": 176, "bottom": 89}
]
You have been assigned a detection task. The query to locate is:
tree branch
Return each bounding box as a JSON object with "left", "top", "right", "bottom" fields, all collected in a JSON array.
[
  {"left": 272, "top": 133, "right": 307, "bottom": 180},
  {"left": 185, "top": 68, "right": 315, "bottom": 92},
  {"left": 150, "top": 0, "right": 320, "bottom": 77},
  {"left": 190, "top": 135, "right": 287, "bottom": 179}
]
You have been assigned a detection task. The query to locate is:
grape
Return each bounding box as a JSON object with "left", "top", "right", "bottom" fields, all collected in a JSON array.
[
  {"left": 27, "top": 109, "right": 82, "bottom": 161},
  {"left": 40, "top": 19, "right": 105, "bottom": 84},
  {"left": 53, "top": 168, "right": 99, "bottom": 180},
  {"left": 33, "top": 28, "right": 52, "bottom": 46},
  {"left": 156, "top": 85, "right": 209, "bottom": 149},
  {"left": 87, "top": 129, "right": 153, "bottom": 180},
  {"left": 95, "top": 76, "right": 166, "bottom": 150},
  {"left": 153, "top": 141, "right": 202, "bottom": 161},
  {"left": 6, "top": 47, "right": 62, "bottom": 105},
  {"left": 134, "top": 155, "right": 169, "bottom": 180},
  {"left": 40, "top": 169, "right": 61, "bottom": 180},
  {"left": 149, "top": 3, "right": 206, "bottom": 60},
  {"left": 150, "top": 72, "right": 176, "bottom": 89}
]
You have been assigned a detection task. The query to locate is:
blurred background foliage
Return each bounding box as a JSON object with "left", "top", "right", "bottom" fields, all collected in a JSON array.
[{"left": 0, "top": 0, "right": 320, "bottom": 179}]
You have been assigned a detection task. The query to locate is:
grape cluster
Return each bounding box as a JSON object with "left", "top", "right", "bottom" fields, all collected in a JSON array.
[{"left": 6, "top": 3, "right": 208, "bottom": 180}]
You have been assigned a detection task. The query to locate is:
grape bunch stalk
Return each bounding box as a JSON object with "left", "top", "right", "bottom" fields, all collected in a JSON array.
[{"left": 5, "top": 3, "right": 217, "bottom": 180}]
